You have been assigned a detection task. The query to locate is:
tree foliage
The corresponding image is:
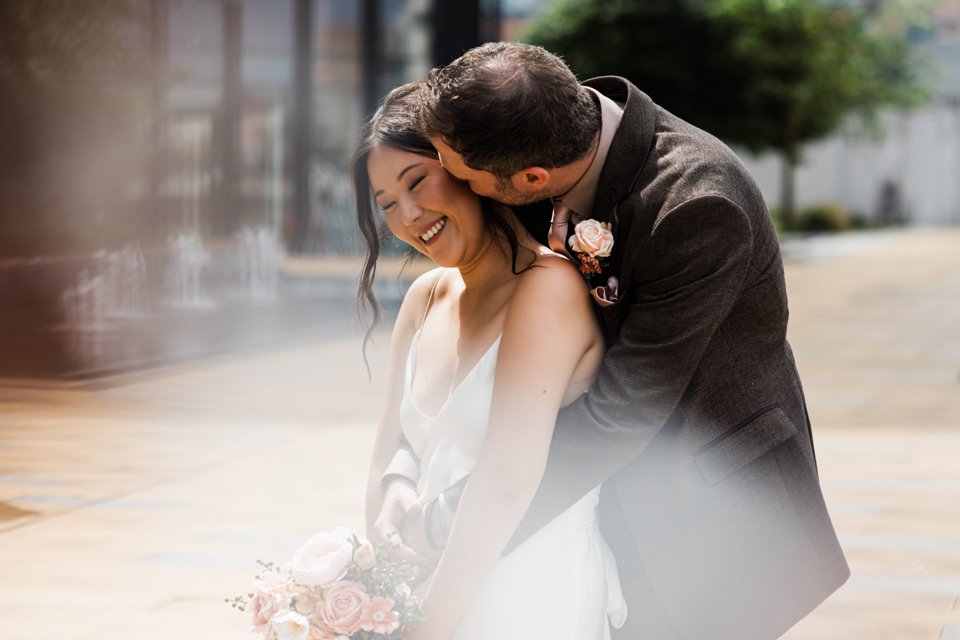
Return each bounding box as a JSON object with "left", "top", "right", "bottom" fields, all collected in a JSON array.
[
  {"left": 525, "top": 0, "right": 930, "bottom": 157},
  {"left": 523, "top": 0, "right": 933, "bottom": 226}
]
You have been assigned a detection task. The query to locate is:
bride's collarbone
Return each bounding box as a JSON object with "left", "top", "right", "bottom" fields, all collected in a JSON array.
[
  {"left": 416, "top": 317, "right": 504, "bottom": 391},
  {"left": 418, "top": 318, "right": 504, "bottom": 372},
  {"left": 430, "top": 278, "right": 514, "bottom": 334},
  {"left": 410, "top": 326, "right": 502, "bottom": 416}
]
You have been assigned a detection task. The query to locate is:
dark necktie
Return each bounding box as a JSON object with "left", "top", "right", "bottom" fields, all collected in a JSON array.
[{"left": 548, "top": 201, "right": 574, "bottom": 257}]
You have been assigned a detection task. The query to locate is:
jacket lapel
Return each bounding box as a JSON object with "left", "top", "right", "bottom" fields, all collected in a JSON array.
[
  {"left": 583, "top": 77, "right": 657, "bottom": 229},
  {"left": 582, "top": 78, "right": 657, "bottom": 307}
]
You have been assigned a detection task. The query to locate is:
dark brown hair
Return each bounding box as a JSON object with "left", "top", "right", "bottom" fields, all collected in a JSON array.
[
  {"left": 420, "top": 42, "right": 600, "bottom": 180},
  {"left": 351, "top": 81, "right": 525, "bottom": 361}
]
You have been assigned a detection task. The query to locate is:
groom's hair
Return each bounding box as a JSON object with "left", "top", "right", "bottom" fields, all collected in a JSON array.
[{"left": 420, "top": 42, "right": 600, "bottom": 181}]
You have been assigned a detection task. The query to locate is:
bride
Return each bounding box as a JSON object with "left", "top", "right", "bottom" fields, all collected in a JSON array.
[{"left": 353, "top": 82, "right": 626, "bottom": 640}]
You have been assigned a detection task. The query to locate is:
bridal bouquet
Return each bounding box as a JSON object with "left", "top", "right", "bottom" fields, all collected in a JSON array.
[{"left": 228, "top": 527, "right": 424, "bottom": 640}]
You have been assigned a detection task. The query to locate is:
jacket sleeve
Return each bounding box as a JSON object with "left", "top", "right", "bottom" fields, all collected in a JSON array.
[
  {"left": 505, "top": 194, "right": 755, "bottom": 550},
  {"left": 380, "top": 436, "right": 420, "bottom": 489}
]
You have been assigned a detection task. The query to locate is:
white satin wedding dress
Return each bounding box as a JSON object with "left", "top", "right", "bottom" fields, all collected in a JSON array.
[{"left": 400, "top": 307, "right": 627, "bottom": 639}]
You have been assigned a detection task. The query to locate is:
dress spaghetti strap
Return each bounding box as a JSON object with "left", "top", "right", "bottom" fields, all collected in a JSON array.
[
  {"left": 417, "top": 270, "right": 444, "bottom": 333},
  {"left": 407, "top": 270, "right": 444, "bottom": 404}
]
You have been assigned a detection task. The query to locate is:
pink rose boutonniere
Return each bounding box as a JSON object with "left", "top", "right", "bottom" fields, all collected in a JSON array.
[
  {"left": 568, "top": 218, "right": 614, "bottom": 261},
  {"left": 567, "top": 219, "right": 619, "bottom": 306}
]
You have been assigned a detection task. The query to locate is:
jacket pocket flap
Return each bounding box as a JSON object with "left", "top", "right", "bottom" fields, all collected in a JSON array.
[{"left": 694, "top": 406, "right": 797, "bottom": 484}]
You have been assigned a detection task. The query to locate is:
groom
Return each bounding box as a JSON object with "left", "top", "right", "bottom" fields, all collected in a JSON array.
[{"left": 377, "top": 42, "right": 848, "bottom": 639}]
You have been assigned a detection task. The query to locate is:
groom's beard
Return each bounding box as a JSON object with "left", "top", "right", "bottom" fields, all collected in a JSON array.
[{"left": 493, "top": 177, "right": 544, "bottom": 206}]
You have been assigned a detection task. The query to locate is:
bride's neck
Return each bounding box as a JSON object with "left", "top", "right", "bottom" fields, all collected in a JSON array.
[{"left": 457, "top": 212, "right": 536, "bottom": 292}]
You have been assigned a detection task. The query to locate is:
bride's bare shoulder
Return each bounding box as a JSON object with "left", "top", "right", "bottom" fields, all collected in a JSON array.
[
  {"left": 524, "top": 250, "right": 586, "bottom": 286},
  {"left": 396, "top": 267, "right": 446, "bottom": 332},
  {"left": 503, "top": 251, "right": 601, "bottom": 356},
  {"left": 406, "top": 266, "right": 446, "bottom": 299},
  {"left": 512, "top": 251, "right": 591, "bottom": 312}
]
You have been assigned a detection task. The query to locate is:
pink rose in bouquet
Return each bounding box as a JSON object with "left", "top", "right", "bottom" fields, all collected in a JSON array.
[
  {"left": 228, "top": 528, "right": 423, "bottom": 640},
  {"left": 352, "top": 540, "right": 376, "bottom": 572},
  {"left": 317, "top": 581, "right": 369, "bottom": 636}
]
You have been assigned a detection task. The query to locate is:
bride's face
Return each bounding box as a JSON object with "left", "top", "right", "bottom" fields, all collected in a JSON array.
[{"left": 367, "top": 143, "right": 487, "bottom": 268}]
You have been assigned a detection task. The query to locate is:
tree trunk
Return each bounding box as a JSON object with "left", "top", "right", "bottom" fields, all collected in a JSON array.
[{"left": 779, "top": 150, "right": 797, "bottom": 231}]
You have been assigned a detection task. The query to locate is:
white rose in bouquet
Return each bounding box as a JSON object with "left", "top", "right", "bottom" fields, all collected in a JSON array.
[
  {"left": 291, "top": 527, "right": 355, "bottom": 587},
  {"left": 270, "top": 610, "right": 311, "bottom": 640}
]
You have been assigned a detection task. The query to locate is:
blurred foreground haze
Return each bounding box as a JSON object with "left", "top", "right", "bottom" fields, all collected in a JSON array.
[{"left": 1, "top": 2, "right": 959, "bottom": 639}]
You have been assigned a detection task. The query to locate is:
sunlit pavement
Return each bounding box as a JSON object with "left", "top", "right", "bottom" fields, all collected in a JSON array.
[{"left": 1, "top": 227, "right": 958, "bottom": 640}]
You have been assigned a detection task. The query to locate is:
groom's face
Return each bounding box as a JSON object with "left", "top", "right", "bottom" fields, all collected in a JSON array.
[{"left": 431, "top": 137, "right": 539, "bottom": 206}]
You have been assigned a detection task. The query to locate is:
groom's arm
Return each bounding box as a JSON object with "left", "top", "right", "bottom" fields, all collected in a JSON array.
[
  {"left": 380, "top": 436, "right": 420, "bottom": 488},
  {"left": 506, "top": 196, "right": 754, "bottom": 549},
  {"left": 381, "top": 441, "right": 462, "bottom": 554}
]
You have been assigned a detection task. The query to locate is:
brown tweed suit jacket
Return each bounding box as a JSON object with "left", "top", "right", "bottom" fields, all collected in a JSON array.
[{"left": 504, "top": 77, "right": 849, "bottom": 640}]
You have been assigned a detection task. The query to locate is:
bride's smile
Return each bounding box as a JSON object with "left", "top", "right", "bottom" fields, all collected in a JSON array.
[{"left": 418, "top": 216, "right": 447, "bottom": 244}]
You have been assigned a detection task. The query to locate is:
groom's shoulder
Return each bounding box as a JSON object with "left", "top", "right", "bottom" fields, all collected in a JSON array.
[
  {"left": 586, "top": 76, "right": 755, "bottom": 193},
  {"left": 645, "top": 106, "right": 763, "bottom": 212},
  {"left": 648, "top": 102, "right": 744, "bottom": 172},
  {"left": 585, "top": 76, "right": 763, "bottom": 217}
]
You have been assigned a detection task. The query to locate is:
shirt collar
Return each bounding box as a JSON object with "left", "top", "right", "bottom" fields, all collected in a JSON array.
[{"left": 557, "top": 86, "right": 624, "bottom": 218}]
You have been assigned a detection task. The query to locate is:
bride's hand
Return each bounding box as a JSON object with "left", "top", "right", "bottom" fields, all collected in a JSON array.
[
  {"left": 400, "top": 499, "right": 443, "bottom": 573},
  {"left": 372, "top": 480, "right": 435, "bottom": 575}
]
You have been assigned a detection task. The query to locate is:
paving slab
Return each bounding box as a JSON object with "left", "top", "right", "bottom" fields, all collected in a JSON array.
[{"left": 1, "top": 227, "right": 958, "bottom": 640}]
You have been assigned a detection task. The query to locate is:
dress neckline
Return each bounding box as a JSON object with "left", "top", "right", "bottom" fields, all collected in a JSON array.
[{"left": 406, "top": 329, "right": 502, "bottom": 421}]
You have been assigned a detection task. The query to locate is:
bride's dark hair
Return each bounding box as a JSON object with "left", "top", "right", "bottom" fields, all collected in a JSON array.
[{"left": 351, "top": 81, "right": 524, "bottom": 361}]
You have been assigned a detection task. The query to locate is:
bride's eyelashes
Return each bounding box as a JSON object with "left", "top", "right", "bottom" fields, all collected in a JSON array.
[{"left": 376, "top": 176, "right": 426, "bottom": 211}]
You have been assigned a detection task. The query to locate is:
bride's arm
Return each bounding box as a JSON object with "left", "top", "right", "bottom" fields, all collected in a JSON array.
[
  {"left": 364, "top": 269, "right": 440, "bottom": 532},
  {"left": 413, "top": 258, "right": 603, "bottom": 638}
]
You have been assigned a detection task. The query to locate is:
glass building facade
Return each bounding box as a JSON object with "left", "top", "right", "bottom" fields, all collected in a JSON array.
[
  {"left": 158, "top": 0, "right": 428, "bottom": 255},
  {"left": 0, "top": 0, "right": 541, "bottom": 379},
  {"left": 152, "top": 0, "right": 517, "bottom": 255}
]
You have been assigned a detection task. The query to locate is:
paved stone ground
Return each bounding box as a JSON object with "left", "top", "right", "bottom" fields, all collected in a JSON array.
[
  {"left": 779, "top": 228, "right": 960, "bottom": 640},
  {"left": 0, "top": 227, "right": 958, "bottom": 640}
]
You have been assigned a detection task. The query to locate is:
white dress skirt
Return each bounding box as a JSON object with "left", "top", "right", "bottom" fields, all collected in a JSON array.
[{"left": 400, "top": 329, "right": 627, "bottom": 639}]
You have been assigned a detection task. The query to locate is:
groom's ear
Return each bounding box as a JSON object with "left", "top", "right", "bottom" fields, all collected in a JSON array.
[{"left": 510, "top": 167, "right": 551, "bottom": 195}]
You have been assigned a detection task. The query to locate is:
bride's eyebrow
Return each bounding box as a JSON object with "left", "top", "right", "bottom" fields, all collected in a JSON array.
[{"left": 373, "top": 162, "right": 423, "bottom": 198}]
